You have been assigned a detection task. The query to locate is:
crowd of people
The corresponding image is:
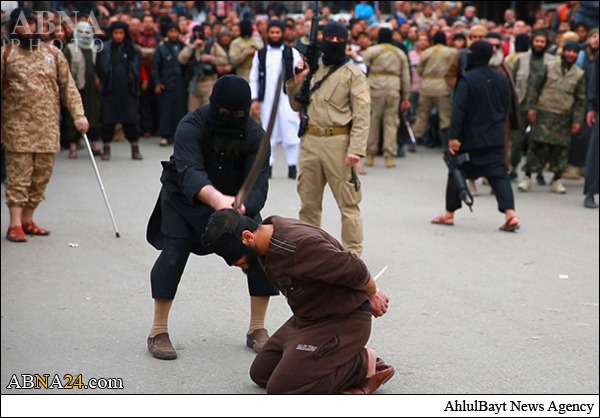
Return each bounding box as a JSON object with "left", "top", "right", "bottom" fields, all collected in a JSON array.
[{"left": 1, "top": 0, "right": 598, "bottom": 394}]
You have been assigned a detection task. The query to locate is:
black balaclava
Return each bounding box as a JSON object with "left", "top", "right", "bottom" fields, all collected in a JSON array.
[
  {"left": 322, "top": 21, "right": 348, "bottom": 66},
  {"left": 466, "top": 40, "right": 493, "bottom": 71},
  {"left": 267, "top": 20, "right": 285, "bottom": 47},
  {"left": 208, "top": 75, "right": 252, "bottom": 138},
  {"left": 378, "top": 28, "right": 393, "bottom": 44},
  {"left": 240, "top": 19, "right": 253, "bottom": 38},
  {"left": 8, "top": 7, "right": 40, "bottom": 50},
  {"left": 515, "top": 34, "right": 530, "bottom": 52},
  {"left": 433, "top": 30, "right": 447, "bottom": 45}
]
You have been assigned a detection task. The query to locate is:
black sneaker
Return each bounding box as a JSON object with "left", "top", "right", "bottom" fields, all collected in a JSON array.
[{"left": 536, "top": 173, "right": 546, "bottom": 186}]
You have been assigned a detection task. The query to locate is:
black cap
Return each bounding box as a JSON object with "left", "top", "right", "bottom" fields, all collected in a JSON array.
[
  {"left": 484, "top": 32, "right": 502, "bottom": 41},
  {"left": 563, "top": 40, "right": 581, "bottom": 53},
  {"left": 323, "top": 21, "right": 348, "bottom": 42}
]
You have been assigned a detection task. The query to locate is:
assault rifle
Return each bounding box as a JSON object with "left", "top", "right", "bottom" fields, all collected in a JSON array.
[
  {"left": 293, "top": 2, "right": 320, "bottom": 137},
  {"left": 443, "top": 150, "right": 474, "bottom": 212}
]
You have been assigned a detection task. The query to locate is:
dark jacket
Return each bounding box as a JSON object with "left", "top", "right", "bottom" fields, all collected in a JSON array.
[
  {"left": 147, "top": 105, "right": 270, "bottom": 250},
  {"left": 151, "top": 40, "right": 186, "bottom": 91},
  {"left": 449, "top": 66, "right": 510, "bottom": 151}
]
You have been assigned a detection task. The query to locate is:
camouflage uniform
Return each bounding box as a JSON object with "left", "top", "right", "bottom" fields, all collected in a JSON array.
[
  {"left": 510, "top": 51, "right": 555, "bottom": 171},
  {"left": 286, "top": 62, "right": 371, "bottom": 256},
  {"left": 363, "top": 42, "right": 411, "bottom": 161},
  {"left": 524, "top": 58, "right": 585, "bottom": 177},
  {"left": 1, "top": 43, "right": 85, "bottom": 208}
]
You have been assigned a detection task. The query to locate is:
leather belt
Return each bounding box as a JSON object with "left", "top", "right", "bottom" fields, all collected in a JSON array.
[
  {"left": 306, "top": 125, "right": 350, "bottom": 137},
  {"left": 369, "top": 71, "right": 399, "bottom": 76}
]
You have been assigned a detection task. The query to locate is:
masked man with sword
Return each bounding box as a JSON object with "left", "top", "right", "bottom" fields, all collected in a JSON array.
[
  {"left": 145, "top": 75, "right": 279, "bottom": 360},
  {"left": 203, "top": 209, "right": 394, "bottom": 394}
]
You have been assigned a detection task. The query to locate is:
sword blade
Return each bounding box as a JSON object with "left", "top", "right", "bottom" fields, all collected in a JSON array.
[
  {"left": 234, "top": 70, "right": 285, "bottom": 210},
  {"left": 373, "top": 265, "right": 388, "bottom": 282}
]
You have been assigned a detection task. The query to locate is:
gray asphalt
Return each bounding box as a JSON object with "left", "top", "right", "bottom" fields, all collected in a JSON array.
[{"left": 1, "top": 137, "right": 598, "bottom": 396}]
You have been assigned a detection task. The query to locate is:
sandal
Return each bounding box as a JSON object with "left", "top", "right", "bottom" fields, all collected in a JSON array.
[
  {"left": 68, "top": 150, "right": 78, "bottom": 159},
  {"left": 7, "top": 225, "right": 27, "bottom": 242},
  {"left": 431, "top": 213, "right": 454, "bottom": 226},
  {"left": 499, "top": 216, "right": 520, "bottom": 232},
  {"left": 22, "top": 221, "right": 50, "bottom": 236}
]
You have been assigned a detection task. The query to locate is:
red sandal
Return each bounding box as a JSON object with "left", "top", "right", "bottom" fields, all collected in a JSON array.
[
  {"left": 499, "top": 216, "right": 520, "bottom": 232},
  {"left": 431, "top": 213, "right": 454, "bottom": 226},
  {"left": 22, "top": 221, "right": 50, "bottom": 236},
  {"left": 6, "top": 225, "right": 27, "bottom": 242}
]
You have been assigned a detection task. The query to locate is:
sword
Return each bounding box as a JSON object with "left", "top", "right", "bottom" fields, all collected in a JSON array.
[
  {"left": 233, "top": 69, "right": 285, "bottom": 210},
  {"left": 373, "top": 265, "right": 388, "bottom": 282}
]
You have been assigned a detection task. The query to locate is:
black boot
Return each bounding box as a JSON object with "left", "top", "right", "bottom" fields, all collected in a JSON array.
[
  {"left": 288, "top": 165, "right": 297, "bottom": 180},
  {"left": 101, "top": 145, "right": 111, "bottom": 161},
  {"left": 536, "top": 172, "right": 546, "bottom": 186},
  {"left": 131, "top": 144, "right": 143, "bottom": 160}
]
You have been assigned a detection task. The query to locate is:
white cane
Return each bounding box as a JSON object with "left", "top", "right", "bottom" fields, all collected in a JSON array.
[{"left": 82, "top": 133, "right": 121, "bottom": 238}]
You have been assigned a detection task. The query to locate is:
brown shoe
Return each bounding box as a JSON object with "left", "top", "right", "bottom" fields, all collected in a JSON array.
[
  {"left": 147, "top": 333, "right": 177, "bottom": 360},
  {"left": 246, "top": 328, "right": 270, "bottom": 353},
  {"left": 341, "top": 361, "right": 395, "bottom": 394}
]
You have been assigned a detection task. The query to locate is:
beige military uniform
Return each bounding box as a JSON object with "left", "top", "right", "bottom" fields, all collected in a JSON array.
[
  {"left": 178, "top": 40, "right": 229, "bottom": 111},
  {"left": 1, "top": 43, "right": 85, "bottom": 208},
  {"left": 286, "top": 61, "right": 371, "bottom": 255},
  {"left": 412, "top": 44, "right": 455, "bottom": 139},
  {"left": 363, "top": 43, "right": 410, "bottom": 160},
  {"left": 229, "top": 35, "right": 263, "bottom": 81}
]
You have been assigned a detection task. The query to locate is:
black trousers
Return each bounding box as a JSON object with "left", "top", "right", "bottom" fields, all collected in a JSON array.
[
  {"left": 150, "top": 236, "right": 279, "bottom": 299},
  {"left": 101, "top": 123, "right": 140, "bottom": 143},
  {"left": 446, "top": 147, "right": 515, "bottom": 213}
]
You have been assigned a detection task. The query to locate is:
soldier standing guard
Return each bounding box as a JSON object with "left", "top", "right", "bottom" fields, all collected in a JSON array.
[
  {"left": 1, "top": 8, "right": 89, "bottom": 242},
  {"left": 286, "top": 21, "right": 371, "bottom": 256}
]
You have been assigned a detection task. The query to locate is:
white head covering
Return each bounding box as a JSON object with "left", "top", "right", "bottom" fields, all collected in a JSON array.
[{"left": 75, "top": 21, "right": 94, "bottom": 50}]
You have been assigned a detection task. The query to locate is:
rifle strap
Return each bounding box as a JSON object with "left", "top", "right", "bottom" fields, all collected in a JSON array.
[{"left": 308, "top": 59, "right": 347, "bottom": 97}]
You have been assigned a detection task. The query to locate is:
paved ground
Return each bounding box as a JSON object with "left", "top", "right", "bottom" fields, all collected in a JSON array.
[{"left": 1, "top": 137, "right": 598, "bottom": 396}]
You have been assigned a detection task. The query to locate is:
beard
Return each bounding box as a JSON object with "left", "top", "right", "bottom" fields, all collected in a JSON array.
[
  {"left": 268, "top": 38, "right": 283, "bottom": 47},
  {"left": 489, "top": 49, "right": 504, "bottom": 67}
]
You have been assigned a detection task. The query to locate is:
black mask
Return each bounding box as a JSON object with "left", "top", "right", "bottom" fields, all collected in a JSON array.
[
  {"left": 322, "top": 40, "right": 347, "bottom": 66},
  {"left": 321, "top": 21, "right": 348, "bottom": 66},
  {"left": 207, "top": 75, "right": 251, "bottom": 137}
]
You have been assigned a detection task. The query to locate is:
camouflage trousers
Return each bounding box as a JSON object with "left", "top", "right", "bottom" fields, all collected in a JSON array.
[
  {"left": 523, "top": 110, "right": 571, "bottom": 177},
  {"left": 523, "top": 141, "right": 570, "bottom": 177},
  {"left": 4, "top": 151, "right": 55, "bottom": 209}
]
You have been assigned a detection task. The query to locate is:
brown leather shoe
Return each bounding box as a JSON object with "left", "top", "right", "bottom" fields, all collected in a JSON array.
[
  {"left": 147, "top": 333, "right": 177, "bottom": 360},
  {"left": 246, "top": 328, "right": 270, "bottom": 353},
  {"left": 341, "top": 361, "right": 395, "bottom": 394}
]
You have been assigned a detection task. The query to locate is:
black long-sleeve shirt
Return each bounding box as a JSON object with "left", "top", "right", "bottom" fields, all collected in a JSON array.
[{"left": 449, "top": 66, "right": 510, "bottom": 151}]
